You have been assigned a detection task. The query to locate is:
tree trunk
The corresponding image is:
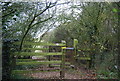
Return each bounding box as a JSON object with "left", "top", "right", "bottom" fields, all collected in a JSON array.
[{"left": 116, "top": 2, "right": 120, "bottom": 80}]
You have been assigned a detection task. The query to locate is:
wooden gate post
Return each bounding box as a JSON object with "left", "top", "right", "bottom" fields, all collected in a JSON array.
[
  {"left": 73, "top": 39, "right": 78, "bottom": 60},
  {"left": 60, "top": 47, "right": 66, "bottom": 79},
  {"left": 73, "top": 39, "right": 78, "bottom": 69},
  {"left": 48, "top": 46, "right": 51, "bottom": 68}
]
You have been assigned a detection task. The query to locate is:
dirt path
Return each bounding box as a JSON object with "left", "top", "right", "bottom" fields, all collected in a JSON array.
[{"left": 26, "top": 66, "right": 96, "bottom": 79}]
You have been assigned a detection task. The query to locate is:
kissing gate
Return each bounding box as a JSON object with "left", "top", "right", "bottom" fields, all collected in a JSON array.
[{"left": 11, "top": 39, "right": 81, "bottom": 79}]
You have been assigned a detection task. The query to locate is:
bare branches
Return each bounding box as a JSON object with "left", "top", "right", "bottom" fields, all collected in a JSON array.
[
  {"left": 2, "top": 9, "right": 16, "bottom": 18},
  {"left": 31, "top": 16, "right": 53, "bottom": 27},
  {"left": 19, "top": 2, "right": 57, "bottom": 51}
]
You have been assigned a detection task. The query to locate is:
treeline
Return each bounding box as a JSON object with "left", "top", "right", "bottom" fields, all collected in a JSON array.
[
  {"left": 2, "top": 1, "right": 58, "bottom": 80},
  {"left": 43, "top": 2, "right": 119, "bottom": 79}
]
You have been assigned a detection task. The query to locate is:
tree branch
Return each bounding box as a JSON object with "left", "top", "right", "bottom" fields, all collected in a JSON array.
[
  {"left": 19, "top": 2, "right": 56, "bottom": 51},
  {"left": 2, "top": 10, "right": 16, "bottom": 18},
  {"left": 31, "top": 16, "right": 53, "bottom": 27}
]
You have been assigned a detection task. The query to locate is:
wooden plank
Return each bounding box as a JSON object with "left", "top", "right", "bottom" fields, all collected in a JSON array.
[
  {"left": 16, "top": 61, "right": 62, "bottom": 65},
  {"left": 16, "top": 59, "right": 70, "bottom": 64},
  {"left": 78, "top": 49, "right": 91, "bottom": 52},
  {"left": 12, "top": 69, "right": 60, "bottom": 74},
  {"left": 14, "top": 42, "right": 65, "bottom": 46},
  {"left": 23, "top": 48, "right": 49, "bottom": 50},
  {"left": 17, "top": 59, "right": 35, "bottom": 61},
  {"left": 14, "top": 52, "right": 62, "bottom": 56},
  {"left": 51, "top": 65, "right": 70, "bottom": 68},
  {"left": 60, "top": 48, "right": 65, "bottom": 78},
  {"left": 16, "top": 59, "right": 43, "bottom": 62},
  {"left": 78, "top": 57, "right": 91, "bottom": 60}
]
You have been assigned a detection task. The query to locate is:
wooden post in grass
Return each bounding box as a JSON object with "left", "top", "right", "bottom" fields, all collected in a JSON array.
[
  {"left": 73, "top": 39, "right": 78, "bottom": 60},
  {"left": 60, "top": 47, "right": 66, "bottom": 79},
  {"left": 48, "top": 46, "right": 51, "bottom": 68},
  {"left": 73, "top": 39, "right": 78, "bottom": 69}
]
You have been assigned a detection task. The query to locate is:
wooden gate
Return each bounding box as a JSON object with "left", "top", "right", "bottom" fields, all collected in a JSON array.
[{"left": 11, "top": 41, "right": 67, "bottom": 79}]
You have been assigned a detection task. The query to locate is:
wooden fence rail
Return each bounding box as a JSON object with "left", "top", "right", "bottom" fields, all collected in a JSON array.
[{"left": 11, "top": 41, "right": 66, "bottom": 79}]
